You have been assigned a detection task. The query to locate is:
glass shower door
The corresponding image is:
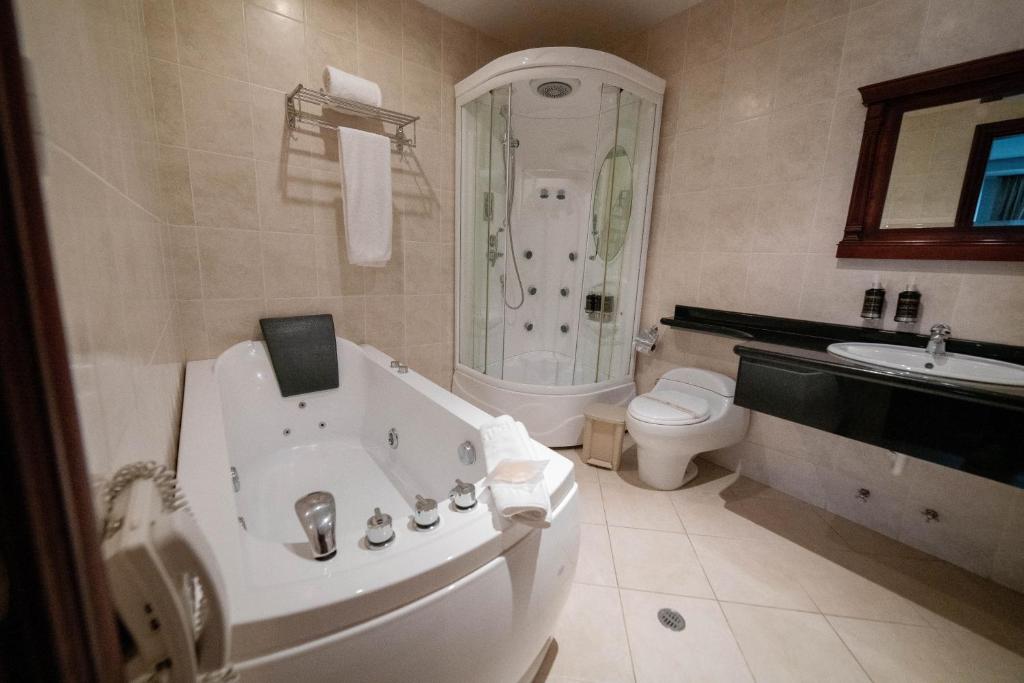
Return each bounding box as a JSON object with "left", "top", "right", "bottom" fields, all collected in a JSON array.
[
  {"left": 458, "top": 87, "right": 511, "bottom": 378},
  {"left": 575, "top": 85, "right": 657, "bottom": 384}
]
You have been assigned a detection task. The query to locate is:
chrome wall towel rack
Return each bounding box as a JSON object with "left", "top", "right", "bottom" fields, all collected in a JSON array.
[{"left": 286, "top": 84, "right": 419, "bottom": 149}]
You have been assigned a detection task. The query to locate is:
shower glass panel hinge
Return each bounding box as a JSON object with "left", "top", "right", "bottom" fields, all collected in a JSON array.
[{"left": 483, "top": 191, "right": 494, "bottom": 221}]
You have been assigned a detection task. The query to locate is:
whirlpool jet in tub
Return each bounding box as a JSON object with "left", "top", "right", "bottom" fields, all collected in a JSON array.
[{"left": 176, "top": 338, "right": 579, "bottom": 681}]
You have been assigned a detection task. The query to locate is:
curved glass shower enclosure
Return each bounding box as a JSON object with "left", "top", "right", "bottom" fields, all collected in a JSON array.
[{"left": 453, "top": 49, "right": 664, "bottom": 446}]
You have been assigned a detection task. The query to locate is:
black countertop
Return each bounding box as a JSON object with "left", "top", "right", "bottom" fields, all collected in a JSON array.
[{"left": 661, "top": 306, "right": 1024, "bottom": 411}]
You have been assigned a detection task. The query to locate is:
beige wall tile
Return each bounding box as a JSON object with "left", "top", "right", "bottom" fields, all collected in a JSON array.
[
  {"left": 402, "top": 1, "right": 443, "bottom": 72},
  {"left": 364, "top": 293, "right": 405, "bottom": 354},
  {"left": 167, "top": 225, "right": 202, "bottom": 299},
  {"left": 684, "top": 0, "right": 734, "bottom": 67},
  {"left": 647, "top": 12, "right": 688, "bottom": 78},
  {"left": 951, "top": 268, "right": 1024, "bottom": 345},
  {"left": 711, "top": 116, "right": 768, "bottom": 188},
  {"left": 357, "top": 0, "right": 401, "bottom": 57},
  {"left": 175, "top": 0, "right": 249, "bottom": 80},
  {"left": 837, "top": 0, "right": 928, "bottom": 92},
  {"left": 305, "top": 0, "right": 357, "bottom": 40},
  {"left": 745, "top": 253, "right": 807, "bottom": 318},
  {"left": 256, "top": 160, "right": 315, "bottom": 232},
  {"left": 918, "top": 0, "right": 1024, "bottom": 71},
  {"left": 204, "top": 298, "right": 265, "bottom": 351},
  {"left": 150, "top": 59, "right": 187, "bottom": 146},
  {"left": 677, "top": 57, "right": 725, "bottom": 132},
  {"left": 475, "top": 32, "right": 507, "bottom": 70},
  {"left": 315, "top": 234, "right": 364, "bottom": 295},
  {"left": 157, "top": 145, "right": 195, "bottom": 224},
  {"left": 698, "top": 251, "right": 750, "bottom": 310},
  {"left": 402, "top": 62, "right": 443, "bottom": 131},
  {"left": 783, "top": 0, "right": 851, "bottom": 34},
  {"left": 403, "top": 241, "right": 442, "bottom": 294},
  {"left": 764, "top": 100, "right": 833, "bottom": 182},
  {"left": 612, "top": 31, "right": 650, "bottom": 71},
  {"left": 177, "top": 299, "right": 209, "bottom": 358},
  {"left": 251, "top": 85, "right": 312, "bottom": 166},
  {"left": 320, "top": 294, "right": 366, "bottom": 342},
  {"left": 143, "top": 0, "right": 179, "bottom": 62},
  {"left": 250, "top": 0, "right": 305, "bottom": 22},
  {"left": 197, "top": 227, "right": 263, "bottom": 298},
  {"left": 189, "top": 150, "right": 259, "bottom": 228},
  {"left": 730, "top": 0, "right": 786, "bottom": 49},
  {"left": 181, "top": 67, "right": 255, "bottom": 156},
  {"left": 262, "top": 232, "right": 317, "bottom": 297},
  {"left": 24, "top": 0, "right": 185, "bottom": 485},
  {"left": 304, "top": 28, "right": 357, "bottom": 84},
  {"left": 774, "top": 15, "right": 846, "bottom": 109},
  {"left": 442, "top": 17, "right": 476, "bottom": 80},
  {"left": 245, "top": 4, "right": 307, "bottom": 91},
  {"left": 356, "top": 45, "right": 403, "bottom": 109}
]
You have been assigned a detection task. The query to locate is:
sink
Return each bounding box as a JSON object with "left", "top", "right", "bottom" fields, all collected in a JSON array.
[{"left": 827, "top": 342, "right": 1024, "bottom": 386}]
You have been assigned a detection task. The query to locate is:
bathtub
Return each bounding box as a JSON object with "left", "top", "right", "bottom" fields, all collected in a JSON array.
[{"left": 176, "top": 338, "right": 579, "bottom": 682}]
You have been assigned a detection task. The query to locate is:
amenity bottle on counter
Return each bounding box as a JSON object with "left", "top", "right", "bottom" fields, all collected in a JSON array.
[
  {"left": 894, "top": 282, "right": 921, "bottom": 323},
  {"left": 860, "top": 277, "right": 885, "bottom": 319}
]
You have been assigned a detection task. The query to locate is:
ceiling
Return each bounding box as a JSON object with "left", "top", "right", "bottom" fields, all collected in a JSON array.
[{"left": 418, "top": 0, "right": 704, "bottom": 49}]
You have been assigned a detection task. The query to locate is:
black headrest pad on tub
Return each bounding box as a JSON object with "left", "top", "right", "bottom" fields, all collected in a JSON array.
[{"left": 259, "top": 314, "right": 339, "bottom": 397}]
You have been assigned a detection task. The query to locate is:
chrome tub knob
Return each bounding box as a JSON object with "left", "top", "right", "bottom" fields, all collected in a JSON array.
[
  {"left": 450, "top": 479, "right": 477, "bottom": 511},
  {"left": 414, "top": 495, "right": 440, "bottom": 530},
  {"left": 366, "top": 507, "right": 395, "bottom": 548},
  {"left": 294, "top": 491, "right": 337, "bottom": 561}
]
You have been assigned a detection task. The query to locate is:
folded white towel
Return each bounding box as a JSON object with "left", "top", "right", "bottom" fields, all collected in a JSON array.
[
  {"left": 322, "top": 66, "right": 382, "bottom": 107},
  {"left": 480, "top": 415, "right": 551, "bottom": 528},
  {"left": 338, "top": 127, "right": 392, "bottom": 266}
]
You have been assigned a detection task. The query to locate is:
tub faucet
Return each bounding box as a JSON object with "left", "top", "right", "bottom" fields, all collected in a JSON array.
[
  {"left": 926, "top": 323, "right": 951, "bottom": 356},
  {"left": 294, "top": 491, "right": 336, "bottom": 561}
]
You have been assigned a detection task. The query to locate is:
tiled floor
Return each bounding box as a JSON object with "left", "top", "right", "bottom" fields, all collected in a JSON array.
[{"left": 535, "top": 445, "right": 1024, "bottom": 683}]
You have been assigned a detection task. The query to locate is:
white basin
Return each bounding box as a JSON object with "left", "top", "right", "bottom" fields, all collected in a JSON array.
[{"left": 827, "top": 342, "right": 1024, "bottom": 387}]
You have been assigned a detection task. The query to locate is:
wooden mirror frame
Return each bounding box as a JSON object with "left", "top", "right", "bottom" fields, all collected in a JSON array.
[{"left": 837, "top": 49, "right": 1024, "bottom": 261}]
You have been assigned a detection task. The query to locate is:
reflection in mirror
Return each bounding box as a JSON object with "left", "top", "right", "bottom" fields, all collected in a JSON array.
[
  {"left": 972, "top": 129, "right": 1024, "bottom": 228},
  {"left": 591, "top": 145, "right": 633, "bottom": 261},
  {"left": 880, "top": 94, "right": 1024, "bottom": 229}
]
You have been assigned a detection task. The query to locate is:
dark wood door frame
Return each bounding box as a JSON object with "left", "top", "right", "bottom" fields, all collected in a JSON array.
[{"left": 0, "top": 0, "right": 123, "bottom": 679}]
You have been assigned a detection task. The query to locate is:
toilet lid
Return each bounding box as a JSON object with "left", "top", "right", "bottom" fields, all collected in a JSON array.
[{"left": 628, "top": 390, "right": 711, "bottom": 426}]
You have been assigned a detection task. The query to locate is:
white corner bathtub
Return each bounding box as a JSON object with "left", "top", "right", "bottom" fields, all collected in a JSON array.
[{"left": 177, "top": 339, "right": 579, "bottom": 682}]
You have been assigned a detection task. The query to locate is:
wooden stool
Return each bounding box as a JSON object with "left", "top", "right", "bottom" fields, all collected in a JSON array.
[{"left": 582, "top": 403, "right": 627, "bottom": 470}]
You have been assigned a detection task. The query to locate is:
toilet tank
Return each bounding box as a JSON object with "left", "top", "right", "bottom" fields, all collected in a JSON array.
[{"left": 655, "top": 368, "right": 736, "bottom": 397}]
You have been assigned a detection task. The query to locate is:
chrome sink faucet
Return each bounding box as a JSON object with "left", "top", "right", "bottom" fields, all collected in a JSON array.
[
  {"left": 926, "top": 324, "right": 951, "bottom": 356},
  {"left": 295, "top": 491, "right": 337, "bottom": 561}
]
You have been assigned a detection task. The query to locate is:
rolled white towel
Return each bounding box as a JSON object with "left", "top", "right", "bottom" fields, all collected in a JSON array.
[
  {"left": 322, "top": 66, "right": 382, "bottom": 107},
  {"left": 480, "top": 415, "right": 551, "bottom": 528}
]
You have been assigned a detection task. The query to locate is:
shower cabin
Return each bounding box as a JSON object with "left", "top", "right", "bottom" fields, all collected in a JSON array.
[{"left": 453, "top": 49, "right": 665, "bottom": 446}]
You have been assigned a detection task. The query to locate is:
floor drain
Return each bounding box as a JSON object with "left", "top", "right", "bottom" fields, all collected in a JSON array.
[{"left": 658, "top": 608, "right": 685, "bottom": 632}]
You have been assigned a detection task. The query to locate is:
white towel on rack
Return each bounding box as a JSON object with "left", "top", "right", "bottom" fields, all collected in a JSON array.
[
  {"left": 480, "top": 415, "right": 551, "bottom": 528},
  {"left": 338, "top": 127, "right": 392, "bottom": 266},
  {"left": 322, "top": 66, "right": 382, "bottom": 107}
]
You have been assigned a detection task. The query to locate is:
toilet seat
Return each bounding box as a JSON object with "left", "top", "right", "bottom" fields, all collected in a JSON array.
[{"left": 627, "top": 390, "right": 711, "bottom": 426}]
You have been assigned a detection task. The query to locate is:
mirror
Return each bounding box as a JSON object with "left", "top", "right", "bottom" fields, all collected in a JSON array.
[
  {"left": 881, "top": 96, "right": 1024, "bottom": 229},
  {"left": 838, "top": 49, "right": 1024, "bottom": 261},
  {"left": 959, "top": 118, "right": 1024, "bottom": 228},
  {"left": 591, "top": 145, "right": 632, "bottom": 262}
]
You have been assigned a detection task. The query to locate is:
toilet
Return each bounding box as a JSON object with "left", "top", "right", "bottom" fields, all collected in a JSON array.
[{"left": 626, "top": 368, "right": 749, "bottom": 490}]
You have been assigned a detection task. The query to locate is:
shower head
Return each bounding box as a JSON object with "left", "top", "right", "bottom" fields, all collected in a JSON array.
[{"left": 535, "top": 80, "right": 574, "bottom": 98}]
